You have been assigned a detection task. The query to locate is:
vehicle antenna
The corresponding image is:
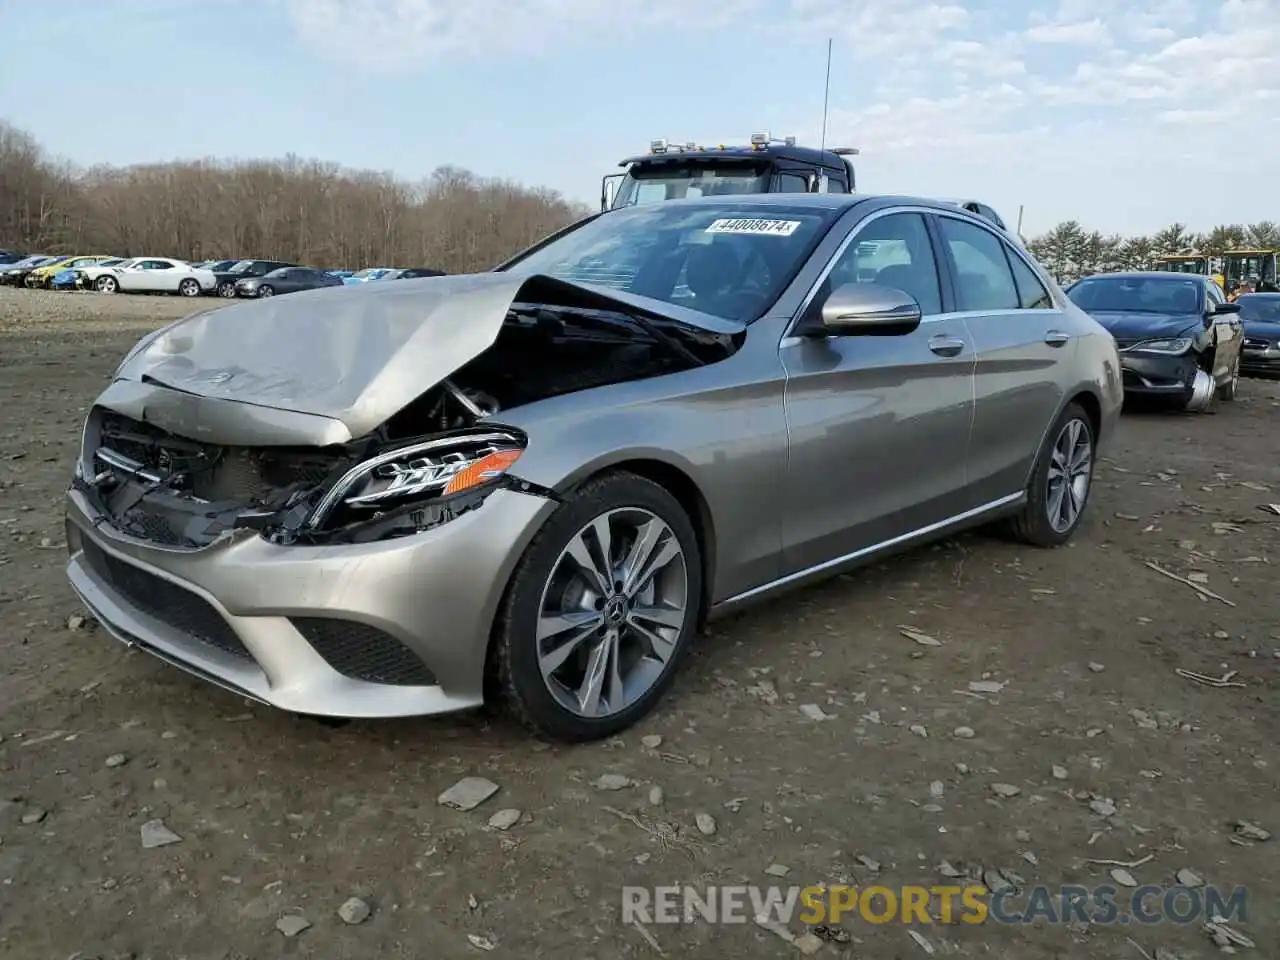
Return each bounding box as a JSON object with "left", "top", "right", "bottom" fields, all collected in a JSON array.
[{"left": 820, "top": 38, "right": 833, "bottom": 151}]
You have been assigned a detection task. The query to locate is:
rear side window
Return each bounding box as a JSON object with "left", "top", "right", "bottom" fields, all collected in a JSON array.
[
  {"left": 1006, "top": 250, "right": 1053, "bottom": 309},
  {"left": 938, "top": 217, "right": 1019, "bottom": 311}
]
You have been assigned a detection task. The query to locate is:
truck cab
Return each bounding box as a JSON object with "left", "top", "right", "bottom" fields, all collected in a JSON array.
[{"left": 602, "top": 134, "right": 858, "bottom": 211}]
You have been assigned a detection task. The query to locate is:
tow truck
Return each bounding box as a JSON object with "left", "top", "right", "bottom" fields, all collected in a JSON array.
[
  {"left": 601, "top": 134, "right": 859, "bottom": 211},
  {"left": 599, "top": 135, "right": 1016, "bottom": 238}
]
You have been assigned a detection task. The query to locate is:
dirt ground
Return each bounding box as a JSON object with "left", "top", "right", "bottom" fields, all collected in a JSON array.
[{"left": 0, "top": 286, "right": 1275, "bottom": 960}]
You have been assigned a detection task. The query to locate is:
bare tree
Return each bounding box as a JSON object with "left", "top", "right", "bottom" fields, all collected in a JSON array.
[{"left": 0, "top": 119, "right": 592, "bottom": 271}]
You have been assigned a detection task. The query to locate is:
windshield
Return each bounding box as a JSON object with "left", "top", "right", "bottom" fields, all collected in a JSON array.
[
  {"left": 352, "top": 268, "right": 388, "bottom": 279},
  {"left": 1237, "top": 295, "right": 1280, "bottom": 322},
  {"left": 1067, "top": 275, "right": 1203, "bottom": 314},
  {"left": 228, "top": 260, "right": 255, "bottom": 273},
  {"left": 612, "top": 162, "right": 771, "bottom": 209},
  {"left": 503, "top": 201, "right": 837, "bottom": 321},
  {"left": 98, "top": 258, "right": 125, "bottom": 267}
]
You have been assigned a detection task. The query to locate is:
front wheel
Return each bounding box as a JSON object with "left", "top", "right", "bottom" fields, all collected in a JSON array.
[
  {"left": 178, "top": 277, "right": 200, "bottom": 297},
  {"left": 217, "top": 282, "right": 236, "bottom": 298},
  {"left": 95, "top": 275, "right": 118, "bottom": 294},
  {"left": 494, "top": 472, "right": 702, "bottom": 742},
  {"left": 257, "top": 284, "right": 274, "bottom": 298},
  {"left": 1005, "top": 402, "right": 1096, "bottom": 548}
]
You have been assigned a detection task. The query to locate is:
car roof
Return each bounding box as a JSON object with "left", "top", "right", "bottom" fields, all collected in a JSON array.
[
  {"left": 1080, "top": 271, "right": 1212, "bottom": 281},
  {"left": 1237, "top": 291, "right": 1280, "bottom": 298}
]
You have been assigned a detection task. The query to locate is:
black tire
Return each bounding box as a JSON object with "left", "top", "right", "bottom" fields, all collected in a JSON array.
[
  {"left": 494, "top": 471, "right": 703, "bottom": 742},
  {"left": 1219, "top": 354, "right": 1240, "bottom": 401},
  {"left": 257, "top": 284, "right": 275, "bottom": 298},
  {"left": 178, "top": 277, "right": 200, "bottom": 297},
  {"left": 95, "top": 275, "right": 118, "bottom": 294},
  {"left": 1005, "top": 402, "right": 1096, "bottom": 548},
  {"left": 217, "top": 282, "right": 236, "bottom": 298}
]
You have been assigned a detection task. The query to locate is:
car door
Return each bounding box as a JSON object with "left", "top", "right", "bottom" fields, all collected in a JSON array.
[
  {"left": 116, "top": 261, "right": 148, "bottom": 291},
  {"left": 934, "top": 212, "right": 1072, "bottom": 505},
  {"left": 1205, "top": 281, "right": 1244, "bottom": 382},
  {"left": 130, "top": 260, "right": 168, "bottom": 292},
  {"left": 778, "top": 209, "right": 976, "bottom": 574}
]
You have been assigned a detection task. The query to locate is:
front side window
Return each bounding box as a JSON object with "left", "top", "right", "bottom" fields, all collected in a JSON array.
[
  {"left": 504, "top": 201, "right": 839, "bottom": 321},
  {"left": 825, "top": 212, "right": 942, "bottom": 315},
  {"left": 938, "top": 216, "right": 1020, "bottom": 311}
]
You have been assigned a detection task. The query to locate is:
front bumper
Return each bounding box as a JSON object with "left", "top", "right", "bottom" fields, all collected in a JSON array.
[
  {"left": 1118, "top": 351, "right": 1197, "bottom": 397},
  {"left": 1241, "top": 344, "right": 1280, "bottom": 377},
  {"left": 65, "top": 484, "right": 556, "bottom": 718}
]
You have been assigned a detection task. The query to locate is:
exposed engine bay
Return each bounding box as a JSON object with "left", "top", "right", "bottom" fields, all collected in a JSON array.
[{"left": 75, "top": 300, "right": 741, "bottom": 548}]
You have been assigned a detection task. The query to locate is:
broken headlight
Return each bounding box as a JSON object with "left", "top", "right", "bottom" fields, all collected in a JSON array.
[{"left": 305, "top": 431, "right": 524, "bottom": 531}]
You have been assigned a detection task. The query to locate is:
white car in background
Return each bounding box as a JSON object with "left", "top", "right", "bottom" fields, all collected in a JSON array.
[{"left": 84, "top": 257, "right": 217, "bottom": 297}]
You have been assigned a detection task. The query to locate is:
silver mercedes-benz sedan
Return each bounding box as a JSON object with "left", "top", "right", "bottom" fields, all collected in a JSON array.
[{"left": 66, "top": 194, "right": 1123, "bottom": 741}]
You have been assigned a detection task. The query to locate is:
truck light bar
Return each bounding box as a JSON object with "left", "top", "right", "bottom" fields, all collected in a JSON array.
[{"left": 645, "top": 135, "right": 854, "bottom": 155}]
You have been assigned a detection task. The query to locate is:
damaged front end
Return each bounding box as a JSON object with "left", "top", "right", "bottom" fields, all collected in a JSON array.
[
  {"left": 73, "top": 384, "right": 544, "bottom": 548},
  {"left": 75, "top": 274, "right": 743, "bottom": 551}
]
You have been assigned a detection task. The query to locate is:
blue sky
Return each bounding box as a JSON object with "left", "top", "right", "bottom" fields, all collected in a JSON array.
[{"left": 1, "top": 0, "right": 1276, "bottom": 237}]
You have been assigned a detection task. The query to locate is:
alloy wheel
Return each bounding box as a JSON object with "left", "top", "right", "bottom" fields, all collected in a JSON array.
[
  {"left": 1046, "top": 418, "right": 1092, "bottom": 533},
  {"left": 536, "top": 507, "right": 689, "bottom": 719}
]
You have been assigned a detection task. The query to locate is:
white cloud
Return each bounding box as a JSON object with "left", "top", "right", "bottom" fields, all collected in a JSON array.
[
  {"left": 283, "top": 0, "right": 759, "bottom": 65},
  {"left": 283, "top": 0, "right": 1280, "bottom": 233},
  {"left": 1024, "top": 18, "right": 1109, "bottom": 44}
]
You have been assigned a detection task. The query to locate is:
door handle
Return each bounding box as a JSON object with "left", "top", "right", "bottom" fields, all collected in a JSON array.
[
  {"left": 1044, "top": 330, "right": 1071, "bottom": 347},
  {"left": 928, "top": 334, "right": 965, "bottom": 358}
]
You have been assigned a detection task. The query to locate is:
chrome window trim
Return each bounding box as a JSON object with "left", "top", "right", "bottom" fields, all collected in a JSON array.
[
  {"left": 932, "top": 209, "right": 1064, "bottom": 311},
  {"left": 786, "top": 204, "right": 1063, "bottom": 339},
  {"left": 786, "top": 204, "right": 947, "bottom": 335}
]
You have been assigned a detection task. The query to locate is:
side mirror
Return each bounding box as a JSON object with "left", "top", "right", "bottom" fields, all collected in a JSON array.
[
  {"left": 601, "top": 174, "right": 622, "bottom": 211},
  {"left": 808, "top": 281, "right": 923, "bottom": 336},
  {"left": 1212, "top": 301, "right": 1241, "bottom": 315}
]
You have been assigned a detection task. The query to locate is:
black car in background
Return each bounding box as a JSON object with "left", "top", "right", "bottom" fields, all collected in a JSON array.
[
  {"left": 0, "top": 254, "right": 56, "bottom": 286},
  {"left": 194, "top": 259, "right": 240, "bottom": 273},
  {"left": 1067, "top": 271, "right": 1244, "bottom": 411},
  {"left": 391, "top": 267, "right": 447, "bottom": 279},
  {"left": 0, "top": 250, "right": 23, "bottom": 265},
  {"left": 233, "top": 266, "right": 344, "bottom": 298},
  {"left": 211, "top": 259, "right": 296, "bottom": 298},
  {"left": 1237, "top": 292, "right": 1280, "bottom": 378}
]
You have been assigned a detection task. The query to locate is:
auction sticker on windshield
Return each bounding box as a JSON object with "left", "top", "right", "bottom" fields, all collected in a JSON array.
[{"left": 706, "top": 218, "right": 802, "bottom": 237}]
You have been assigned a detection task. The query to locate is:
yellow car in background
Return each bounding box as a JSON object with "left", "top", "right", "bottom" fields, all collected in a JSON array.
[{"left": 25, "top": 255, "right": 114, "bottom": 289}]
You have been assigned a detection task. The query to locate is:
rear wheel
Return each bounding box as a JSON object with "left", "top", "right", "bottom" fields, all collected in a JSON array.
[
  {"left": 494, "top": 472, "right": 702, "bottom": 742},
  {"left": 178, "top": 277, "right": 200, "bottom": 297},
  {"left": 1005, "top": 402, "right": 1095, "bottom": 547},
  {"left": 1219, "top": 354, "right": 1240, "bottom": 401}
]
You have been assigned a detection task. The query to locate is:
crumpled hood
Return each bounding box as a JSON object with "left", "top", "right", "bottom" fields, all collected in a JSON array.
[
  {"left": 1084, "top": 311, "right": 1201, "bottom": 342},
  {"left": 113, "top": 271, "right": 744, "bottom": 441}
]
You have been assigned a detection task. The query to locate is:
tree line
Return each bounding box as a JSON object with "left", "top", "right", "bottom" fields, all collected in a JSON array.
[
  {"left": 1024, "top": 219, "right": 1280, "bottom": 285},
  {"left": 0, "top": 120, "right": 592, "bottom": 274},
  {"left": 5, "top": 118, "right": 1277, "bottom": 282}
]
